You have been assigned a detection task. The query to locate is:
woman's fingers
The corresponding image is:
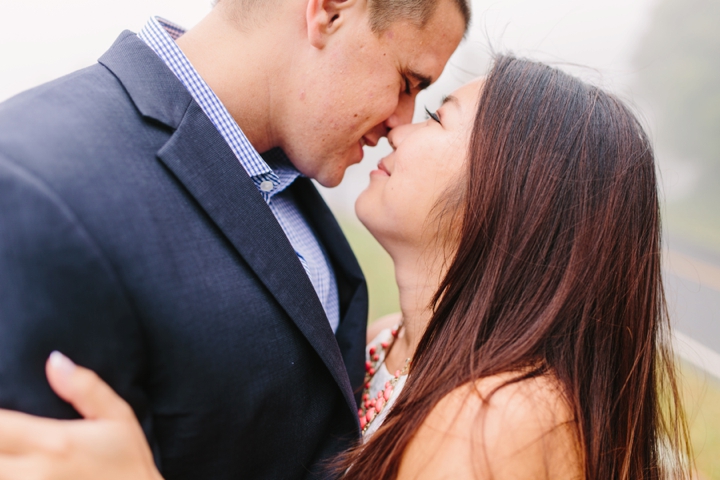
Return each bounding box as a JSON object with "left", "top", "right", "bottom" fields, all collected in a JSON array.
[
  {"left": 45, "top": 352, "right": 135, "bottom": 422},
  {"left": 0, "top": 411, "right": 162, "bottom": 480},
  {"left": 0, "top": 354, "right": 163, "bottom": 480},
  {"left": 0, "top": 456, "right": 44, "bottom": 480},
  {"left": 0, "top": 409, "right": 67, "bottom": 455}
]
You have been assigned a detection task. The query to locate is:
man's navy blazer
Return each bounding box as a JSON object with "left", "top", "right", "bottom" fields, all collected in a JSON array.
[{"left": 0, "top": 31, "right": 367, "bottom": 479}]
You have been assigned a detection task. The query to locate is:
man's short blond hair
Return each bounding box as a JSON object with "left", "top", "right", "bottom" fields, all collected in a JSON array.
[{"left": 215, "top": 0, "right": 471, "bottom": 34}]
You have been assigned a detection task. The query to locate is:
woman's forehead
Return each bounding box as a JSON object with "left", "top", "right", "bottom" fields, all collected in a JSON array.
[{"left": 451, "top": 78, "right": 485, "bottom": 102}]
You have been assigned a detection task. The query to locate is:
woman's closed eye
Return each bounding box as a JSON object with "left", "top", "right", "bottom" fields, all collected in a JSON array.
[{"left": 424, "top": 106, "right": 441, "bottom": 124}]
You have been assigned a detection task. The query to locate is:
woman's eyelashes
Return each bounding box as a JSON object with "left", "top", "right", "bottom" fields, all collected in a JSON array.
[{"left": 424, "top": 106, "right": 441, "bottom": 124}]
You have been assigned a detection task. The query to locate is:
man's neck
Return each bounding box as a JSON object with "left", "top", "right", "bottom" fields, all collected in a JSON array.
[{"left": 175, "top": 8, "right": 291, "bottom": 154}]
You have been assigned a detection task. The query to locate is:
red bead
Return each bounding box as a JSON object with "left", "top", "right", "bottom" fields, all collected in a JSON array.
[
  {"left": 365, "top": 382, "right": 370, "bottom": 389},
  {"left": 381, "top": 342, "right": 389, "bottom": 349},
  {"left": 395, "top": 370, "right": 401, "bottom": 378},
  {"left": 358, "top": 409, "right": 363, "bottom": 417},
  {"left": 369, "top": 347, "right": 376, "bottom": 356},
  {"left": 376, "top": 397, "right": 385, "bottom": 412},
  {"left": 384, "top": 387, "right": 393, "bottom": 401},
  {"left": 372, "top": 354, "right": 380, "bottom": 361},
  {"left": 360, "top": 416, "right": 367, "bottom": 429},
  {"left": 362, "top": 393, "right": 369, "bottom": 401},
  {"left": 391, "top": 329, "right": 398, "bottom": 337},
  {"left": 385, "top": 381, "right": 391, "bottom": 389},
  {"left": 366, "top": 408, "right": 376, "bottom": 423},
  {"left": 365, "top": 361, "right": 372, "bottom": 372},
  {"left": 369, "top": 368, "right": 375, "bottom": 376}
]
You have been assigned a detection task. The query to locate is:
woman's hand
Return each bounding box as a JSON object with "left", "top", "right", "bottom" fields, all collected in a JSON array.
[{"left": 0, "top": 352, "right": 163, "bottom": 480}]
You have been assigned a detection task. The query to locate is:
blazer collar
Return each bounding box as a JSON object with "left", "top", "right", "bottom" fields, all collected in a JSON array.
[{"left": 99, "top": 31, "right": 192, "bottom": 129}]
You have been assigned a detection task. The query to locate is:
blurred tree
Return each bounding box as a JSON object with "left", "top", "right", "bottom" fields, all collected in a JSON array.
[{"left": 634, "top": 0, "right": 720, "bottom": 171}]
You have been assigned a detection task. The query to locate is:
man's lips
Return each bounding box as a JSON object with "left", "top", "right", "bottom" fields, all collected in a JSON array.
[{"left": 360, "top": 136, "right": 378, "bottom": 148}]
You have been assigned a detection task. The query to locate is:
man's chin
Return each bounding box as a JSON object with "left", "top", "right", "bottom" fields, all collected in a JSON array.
[
  {"left": 314, "top": 170, "right": 345, "bottom": 189},
  {"left": 296, "top": 149, "right": 359, "bottom": 188},
  {"left": 312, "top": 160, "right": 353, "bottom": 188}
]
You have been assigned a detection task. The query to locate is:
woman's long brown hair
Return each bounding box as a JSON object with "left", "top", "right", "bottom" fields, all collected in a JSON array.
[{"left": 337, "top": 56, "right": 691, "bottom": 479}]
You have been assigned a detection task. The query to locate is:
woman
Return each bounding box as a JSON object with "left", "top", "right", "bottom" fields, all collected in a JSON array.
[{"left": 0, "top": 56, "right": 691, "bottom": 479}]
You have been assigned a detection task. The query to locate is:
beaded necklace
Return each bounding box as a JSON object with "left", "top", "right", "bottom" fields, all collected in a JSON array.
[{"left": 358, "top": 324, "right": 411, "bottom": 434}]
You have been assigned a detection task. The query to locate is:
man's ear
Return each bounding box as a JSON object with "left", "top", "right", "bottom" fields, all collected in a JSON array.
[{"left": 306, "top": 0, "right": 356, "bottom": 49}]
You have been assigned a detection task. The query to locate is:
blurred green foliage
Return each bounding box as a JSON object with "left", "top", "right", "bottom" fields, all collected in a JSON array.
[
  {"left": 634, "top": 0, "right": 720, "bottom": 170},
  {"left": 337, "top": 216, "right": 400, "bottom": 323},
  {"left": 680, "top": 363, "right": 720, "bottom": 479}
]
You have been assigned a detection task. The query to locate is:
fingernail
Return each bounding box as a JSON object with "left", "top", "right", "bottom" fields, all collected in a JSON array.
[{"left": 49, "top": 351, "right": 76, "bottom": 377}]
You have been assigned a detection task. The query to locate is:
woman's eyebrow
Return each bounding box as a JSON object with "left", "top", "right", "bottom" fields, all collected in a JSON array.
[{"left": 441, "top": 95, "right": 460, "bottom": 107}]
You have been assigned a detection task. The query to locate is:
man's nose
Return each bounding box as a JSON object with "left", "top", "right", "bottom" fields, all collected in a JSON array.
[
  {"left": 364, "top": 93, "right": 417, "bottom": 146},
  {"left": 387, "top": 121, "right": 417, "bottom": 151},
  {"left": 384, "top": 93, "right": 416, "bottom": 130}
]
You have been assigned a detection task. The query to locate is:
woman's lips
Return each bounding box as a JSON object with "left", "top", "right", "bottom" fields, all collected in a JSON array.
[{"left": 377, "top": 160, "right": 391, "bottom": 176}]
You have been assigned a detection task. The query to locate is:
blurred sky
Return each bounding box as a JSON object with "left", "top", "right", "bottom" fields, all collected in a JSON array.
[{"left": 0, "top": 0, "right": 659, "bottom": 213}]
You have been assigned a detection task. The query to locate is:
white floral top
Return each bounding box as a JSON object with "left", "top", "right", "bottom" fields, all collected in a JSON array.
[{"left": 363, "top": 328, "right": 408, "bottom": 440}]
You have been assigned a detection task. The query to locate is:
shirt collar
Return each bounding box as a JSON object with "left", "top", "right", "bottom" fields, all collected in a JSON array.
[
  {"left": 262, "top": 148, "right": 305, "bottom": 194},
  {"left": 138, "top": 16, "right": 302, "bottom": 198}
]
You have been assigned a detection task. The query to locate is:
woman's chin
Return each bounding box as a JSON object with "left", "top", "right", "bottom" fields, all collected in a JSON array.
[
  {"left": 354, "top": 188, "right": 372, "bottom": 223},
  {"left": 354, "top": 197, "right": 376, "bottom": 236},
  {"left": 354, "top": 196, "right": 392, "bottom": 249}
]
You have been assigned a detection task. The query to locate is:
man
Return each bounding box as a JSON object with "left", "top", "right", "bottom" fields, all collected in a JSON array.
[{"left": 0, "top": 0, "right": 468, "bottom": 477}]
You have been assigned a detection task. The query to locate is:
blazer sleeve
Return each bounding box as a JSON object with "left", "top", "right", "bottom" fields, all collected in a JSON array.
[{"left": 0, "top": 155, "right": 150, "bottom": 423}]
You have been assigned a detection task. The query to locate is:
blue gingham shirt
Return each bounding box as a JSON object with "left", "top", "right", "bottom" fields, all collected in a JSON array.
[{"left": 138, "top": 17, "right": 340, "bottom": 332}]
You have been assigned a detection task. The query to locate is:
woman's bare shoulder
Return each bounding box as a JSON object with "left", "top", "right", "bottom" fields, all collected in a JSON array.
[
  {"left": 366, "top": 312, "right": 403, "bottom": 344},
  {"left": 397, "top": 372, "right": 582, "bottom": 480}
]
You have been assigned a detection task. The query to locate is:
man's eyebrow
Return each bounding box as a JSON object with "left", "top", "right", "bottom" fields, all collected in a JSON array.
[{"left": 406, "top": 69, "right": 433, "bottom": 91}]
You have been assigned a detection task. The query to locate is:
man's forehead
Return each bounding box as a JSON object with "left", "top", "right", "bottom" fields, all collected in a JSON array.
[
  {"left": 386, "top": 9, "right": 465, "bottom": 89},
  {"left": 392, "top": 38, "right": 453, "bottom": 91}
]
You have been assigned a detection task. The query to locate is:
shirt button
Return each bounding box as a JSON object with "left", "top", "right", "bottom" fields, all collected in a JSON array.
[{"left": 260, "top": 181, "right": 274, "bottom": 192}]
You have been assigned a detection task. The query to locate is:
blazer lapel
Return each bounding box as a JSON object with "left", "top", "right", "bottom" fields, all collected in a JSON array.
[
  {"left": 291, "top": 180, "right": 369, "bottom": 399},
  {"left": 99, "top": 31, "right": 359, "bottom": 420}
]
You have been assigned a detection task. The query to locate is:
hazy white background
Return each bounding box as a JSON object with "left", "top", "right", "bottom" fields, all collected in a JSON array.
[
  {"left": 4, "top": 3, "right": 720, "bottom": 469},
  {"left": 0, "top": 0, "right": 659, "bottom": 213}
]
